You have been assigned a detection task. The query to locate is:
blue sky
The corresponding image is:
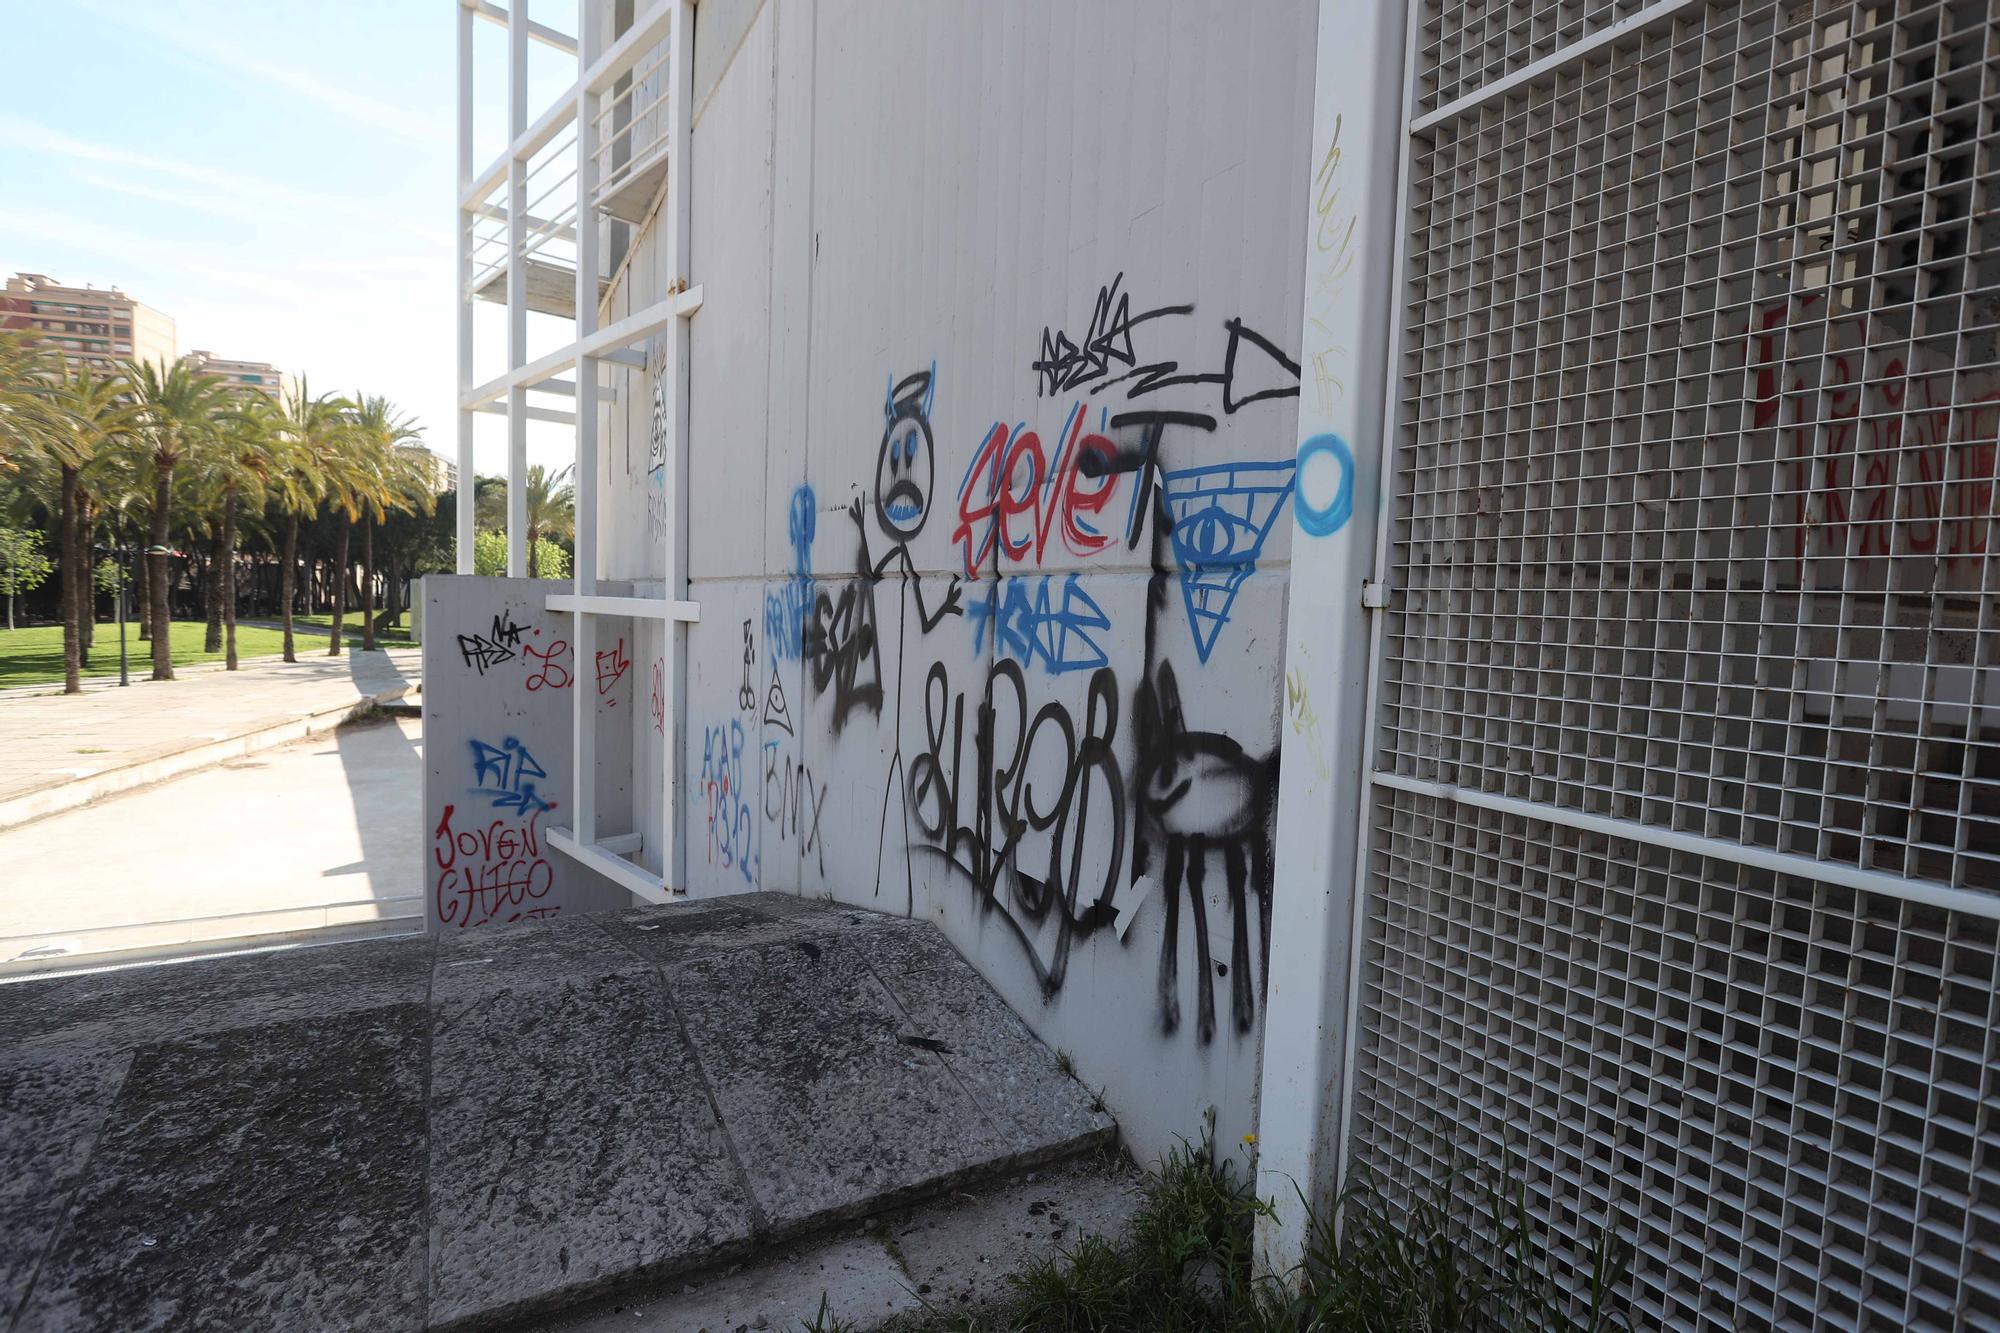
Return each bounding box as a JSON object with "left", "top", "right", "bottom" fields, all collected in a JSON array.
[{"left": 1, "top": 0, "right": 578, "bottom": 471}]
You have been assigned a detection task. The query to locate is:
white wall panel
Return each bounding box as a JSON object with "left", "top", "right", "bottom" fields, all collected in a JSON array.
[{"left": 597, "top": 0, "right": 1317, "bottom": 1165}]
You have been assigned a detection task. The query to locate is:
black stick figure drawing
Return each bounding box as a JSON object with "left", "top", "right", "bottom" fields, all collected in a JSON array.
[{"left": 845, "top": 366, "right": 964, "bottom": 914}]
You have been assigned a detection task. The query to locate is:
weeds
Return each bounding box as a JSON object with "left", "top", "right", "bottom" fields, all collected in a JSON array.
[
  {"left": 833, "top": 1121, "right": 1629, "bottom": 1333},
  {"left": 802, "top": 1291, "right": 861, "bottom": 1333}
]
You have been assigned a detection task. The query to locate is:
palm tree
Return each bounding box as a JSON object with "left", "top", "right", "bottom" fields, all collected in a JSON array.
[
  {"left": 344, "top": 395, "right": 425, "bottom": 651},
  {"left": 0, "top": 332, "right": 60, "bottom": 480},
  {"left": 320, "top": 405, "right": 387, "bottom": 658},
  {"left": 126, "top": 358, "right": 229, "bottom": 680},
  {"left": 523, "top": 464, "right": 576, "bottom": 579},
  {"left": 475, "top": 466, "right": 575, "bottom": 577},
  {"left": 46, "top": 364, "right": 138, "bottom": 692},
  {"left": 274, "top": 382, "right": 342, "bottom": 663},
  {"left": 183, "top": 390, "right": 276, "bottom": 669}
]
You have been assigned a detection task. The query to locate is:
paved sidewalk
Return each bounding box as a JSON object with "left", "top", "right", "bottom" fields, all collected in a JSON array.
[
  {"left": 0, "top": 716, "right": 425, "bottom": 974},
  {"left": 0, "top": 648, "right": 421, "bottom": 831},
  {"left": 0, "top": 895, "right": 1116, "bottom": 1331}
]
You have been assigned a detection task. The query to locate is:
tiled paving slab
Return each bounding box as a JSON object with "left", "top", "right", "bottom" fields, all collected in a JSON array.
[
  {"left": 0, "top": 893, "right": 1114, "bottom": 1331},
  {"left": 0, "top": 1049, "right": 131, "bottom": 1325},
  {"left": 0, "top": 932, "right": 435, "bottom": 1053},
  {"left": 14, "top": 1005, "right": 431, "bottom": 1333},
  {"left": 668, "top": 932, "right": 1020, "bottom": 1232},
  {"left": 427, "top": 970, "right": 756, "bottom": 1328}
]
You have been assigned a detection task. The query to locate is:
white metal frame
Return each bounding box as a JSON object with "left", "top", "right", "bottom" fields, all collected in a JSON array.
[
  {"left": 455, "top": 0, "right": 702, "bottom": 903},
  {"left": 1253, "top": 0, "right": 1415, "bottom": 1279}
]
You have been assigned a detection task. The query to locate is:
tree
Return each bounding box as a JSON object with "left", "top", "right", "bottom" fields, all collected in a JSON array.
[
  {"left": 46, "top": 364, "right": 138, "bottom": 690},
  {"left": 183, "top": 390, "right": 276, "bottom": 669},
  {"left": 274, "top": 382, "right": 341, "bottom": 663},
  {"left": 343, "top": 396, "right": 428, "bottom": 652},
  {"left": 126, "top": 358, "right": 229, "bottom": 680},
  {"left": 472, "top": 529, "right": 569, "bottom": 579},
  {"left": 0, "top": 332, "right": 59, "bottom": 479},
  {"left": 0, "top": 525, "right": 51, "bottom": 630},
  {"left": 477, "top": 466, "right": 576, "bottom": 577}
]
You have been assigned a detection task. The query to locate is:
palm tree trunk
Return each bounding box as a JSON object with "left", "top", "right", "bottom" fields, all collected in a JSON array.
[
  {"left": 223, "top": 492, "right": 240, "bottom": 670},
  {"left": 77, "top": 495, "right": 94, "bottom": 668},
  {"left": 281, "top": 512, "right": 300, "bottom": 663},
  {"left": 203, "top": 530, "right": 225, "bottom": 653},
  {"left": 528, "top": 524, "right": 540, "bottom": 579},
  {"left": 60, "top": 466, "right": 81, "bottom": 694},
  {"left": 381, "top": 549, "right": 401, "bottom": 628},
  {"left": 149, "top": 468, "right": 174, "bottom": 680},
  {"left": 361, "top": 519, "right": 377, "bottom": 652},
  {"left": 328, "top": 515, "right": 349, "bottom": 657},
  {"left": 135, "top": 539, "right": 150, "bottom": 642}
]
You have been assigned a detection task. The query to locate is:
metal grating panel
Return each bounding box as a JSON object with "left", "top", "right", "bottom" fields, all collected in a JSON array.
[
  {"left": 1418, "top": 0, "right": 1654, "bottom": 114},
  {"left": 1385, "top": 0, "right": 2000, "bottom": 895},
  {"left": 1353, "top": 788, "right": 2000, "bottom": 1330},
  {"left": 1355, "top": 0, "right": 2000, "bottom": 1326}
]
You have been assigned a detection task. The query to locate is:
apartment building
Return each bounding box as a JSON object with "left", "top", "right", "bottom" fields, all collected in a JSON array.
[
  {"left": 402, "top": 444, "right": 456, "bottom": 496},
  {"left": 181, "top": 348, "right": 292, "bottom": 400},
  {"left": 1, "top": 271, "right": 176, "bottom": 371}
]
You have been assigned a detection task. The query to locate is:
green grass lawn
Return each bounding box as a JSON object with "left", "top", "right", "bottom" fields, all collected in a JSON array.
[
  {"left": 283, "top": 613, "right": 416, "bottom": 646},
  {"left": 0, "top": 620, "right": 292, "bottom": 688}
]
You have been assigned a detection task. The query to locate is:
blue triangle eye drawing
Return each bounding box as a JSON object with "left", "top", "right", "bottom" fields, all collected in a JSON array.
[{"left": 1161, "top": 460, "right": 1296, "bottom": 662}]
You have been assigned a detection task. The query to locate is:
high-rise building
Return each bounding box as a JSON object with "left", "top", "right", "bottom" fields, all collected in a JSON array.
[
  {"left": 399, "top": 444, "right": 456, "bottom": 496},
  {"left": 181, "top": 349, "right": 292, "bottom": 400},
  {"left": 1, "top": 272, "right": 176, "bottom": 371}
]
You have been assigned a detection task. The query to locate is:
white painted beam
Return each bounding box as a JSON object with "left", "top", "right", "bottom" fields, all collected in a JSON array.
[
  {"left": 465, "top": 0, "right": 577, "bottom": 54},
  {"left": 545, "top": 594, "right": 700, "bottom": 621},
  {"left": 1254, "top": 0, "right": 1413, "bottom": 1283},
  {"left": 547, "top": 827, "right": 676, "bottom": 903},
  {"left": 475, "top": 401, "right": 574, "bottom": 425},
  {"left": 454, "top": 0, "right": 476, "bottom": 575},
  {"left": 504, "top": 0, "right": 529, "bottom": 579}
]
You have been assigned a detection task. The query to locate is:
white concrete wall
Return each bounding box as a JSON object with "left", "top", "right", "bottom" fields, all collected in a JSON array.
[
  {"left": 422, "top": 576, "right": 634, "bottom": 930},
  {"left": 598, "top": 0, "right": 1317, "bottom": 1165}
]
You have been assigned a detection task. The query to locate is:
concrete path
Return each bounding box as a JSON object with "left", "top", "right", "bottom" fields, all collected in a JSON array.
[
  {"left": 0, "top": 648, "right": 420, "bottom": 831},
  {"left": 0, "top": 895, "right": 1116, "bottom": 1332},
  {"left": 0, "top": 716, "right": 425, "bottom": 973}
]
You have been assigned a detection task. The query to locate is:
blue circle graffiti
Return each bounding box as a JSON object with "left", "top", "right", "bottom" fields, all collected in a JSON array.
[{"left": 1294, "top": 433, "right": 1354, "bottom": 537}]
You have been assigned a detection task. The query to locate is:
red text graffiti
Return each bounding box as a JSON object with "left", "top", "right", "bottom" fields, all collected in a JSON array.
[
  {"left": 432, "top": 802, "right": 555, "bottom": 928},
  {"left": 953, "top": 402, "right": 1126, "bottom": 578}
]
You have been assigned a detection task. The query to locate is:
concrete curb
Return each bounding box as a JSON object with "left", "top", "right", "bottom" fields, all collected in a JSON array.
[{"left": 0, "top": 680, "right": 421, "bottom": 834}]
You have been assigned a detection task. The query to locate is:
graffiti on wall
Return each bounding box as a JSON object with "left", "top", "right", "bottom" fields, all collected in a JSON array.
[
  {"left": 764, "top": 486, "right": 817, "bottom": 660},
  {"left": 433, "top": 802, "right": 557, "bottom": 928},
  {"left": 594, "top": 637, "right": 630, "bottom": 705},
  {"left": 691, "top": 277, "right": 1301, "bottom": 1045},
  {"left": 1750, "top": 294, "right": 2000, "bottom": 576},
  {"left": 967, "top": 573, "right": 1112, "bottom": 675},
  {"left": 760, "top": 664, "right": 826, "bottom": 875},
  {"left": 438, "top": 729, "right": 558, "bottom": 928},
  {"left": 458, "top": 612, "right": 527, "bottom": 674},
  {"left": 469, "top": 736, "right": 554, "bottom": 816},
  {"left": 699, "top": 717, "right": 757, "bottom": 884}
]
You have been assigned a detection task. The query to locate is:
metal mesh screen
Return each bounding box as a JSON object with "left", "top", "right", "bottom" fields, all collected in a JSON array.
[
  {"left": 1418, "top": 0, "right": 1654, "bottom": 114},
  {"left": 1355, "top": 787, "right": 2000, "bottom": 1329},
  {"left": 1355, "top": 0, "right": 2000, "bottom": 1325},
  {"left": 1385, "top": 0, "right": 2000, "bottom": 893}
]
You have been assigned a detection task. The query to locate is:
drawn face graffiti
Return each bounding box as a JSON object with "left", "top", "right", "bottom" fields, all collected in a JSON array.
[
  {"left": 875, "top": 369, "right": 936, "bottom": 540},
  {"left": 648, "top": 351, "right": 669, "bottom": 474}
]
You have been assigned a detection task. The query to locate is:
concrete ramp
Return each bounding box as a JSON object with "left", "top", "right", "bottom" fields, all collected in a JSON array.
[{"left": 0, "top": 895, "right": 1114, "bottom": 1331}]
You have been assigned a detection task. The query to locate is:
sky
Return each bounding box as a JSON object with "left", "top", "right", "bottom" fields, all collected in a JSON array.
[{"left": 0, "top": 0, "right": 578, "bottom": 473}]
